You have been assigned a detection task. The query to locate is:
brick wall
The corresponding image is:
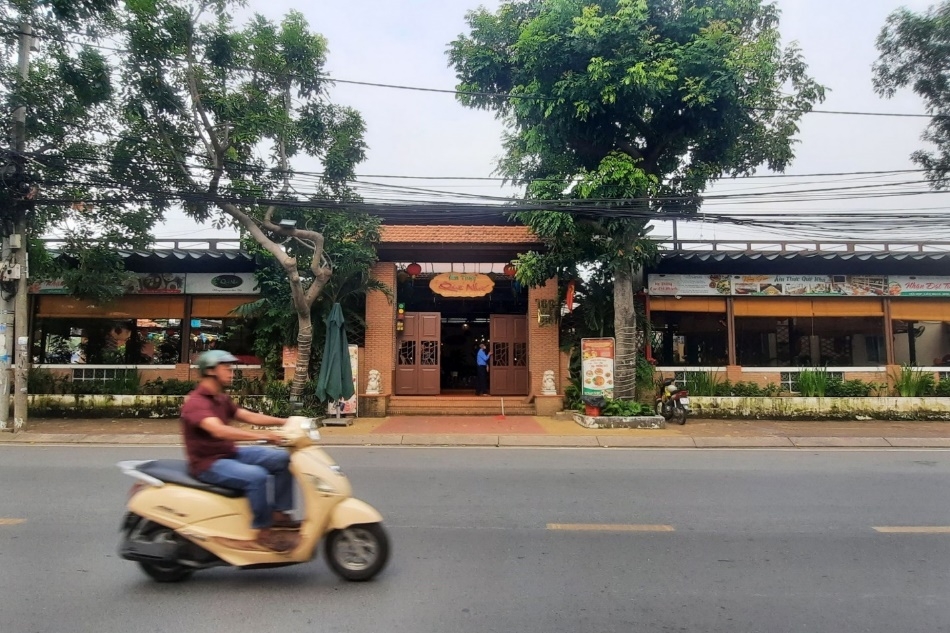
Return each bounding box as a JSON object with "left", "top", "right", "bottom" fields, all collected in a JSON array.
[
  {"left": 528, "top": 278, "right": 561, "bottom": 394},
  {"left": 364, "top": 262, "right": 397, "bottom": 395}
]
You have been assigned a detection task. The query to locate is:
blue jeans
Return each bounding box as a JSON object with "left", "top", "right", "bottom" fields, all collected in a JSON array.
[{"left": 196, "top": 446, "right": 293, "bottom": 529}]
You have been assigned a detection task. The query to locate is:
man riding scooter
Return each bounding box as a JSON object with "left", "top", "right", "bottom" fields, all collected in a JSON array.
[{"left": 181, "top": 350, "right": 301, "bottom": 553}]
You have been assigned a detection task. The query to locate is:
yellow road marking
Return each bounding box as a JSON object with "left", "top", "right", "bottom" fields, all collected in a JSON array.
[
  {"left": 874, "top": 526, "right": 950, "bottom": 534},
  {"left": 547, "top": 523, "right": 674, "bottom": 532},
  {"left": 0, "top": 518, "right": 26, "bottom": 526}
]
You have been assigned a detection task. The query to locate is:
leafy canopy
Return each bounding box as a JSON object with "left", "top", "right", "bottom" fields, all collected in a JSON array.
[
  {"left": 874, "top": 1, "right": 950, "bottom": 188},
  {"left": 449, "top": 0, "right": 825, "bottom": 282}
]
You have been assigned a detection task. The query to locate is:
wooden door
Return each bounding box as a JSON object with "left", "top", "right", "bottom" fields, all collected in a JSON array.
[
  {"left": 489, "top": 315, "right": 528, "bottom": 396},
  {"left": 394, "top": 312, "right": 441, "bottom": 395}
]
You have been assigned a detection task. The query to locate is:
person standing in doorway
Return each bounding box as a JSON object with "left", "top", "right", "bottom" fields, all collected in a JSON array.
[{"left": 476, "top": 343, "right": 491, "bottom": 396}]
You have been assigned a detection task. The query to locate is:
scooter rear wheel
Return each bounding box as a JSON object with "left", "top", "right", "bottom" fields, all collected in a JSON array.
[
  {"left": 673, "top": 407, "right": 687, "bottom": 425},
  {"left": 325, "top": 522, "right": 390, "bottom": 582},
  {"left": 138, "top": 561, "right": 194, "bottom": 583}
]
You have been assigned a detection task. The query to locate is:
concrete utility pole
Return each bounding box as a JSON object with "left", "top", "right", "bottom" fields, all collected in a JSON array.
[{"left": 0, "top": 22, "right": 32, "bottom": 431}]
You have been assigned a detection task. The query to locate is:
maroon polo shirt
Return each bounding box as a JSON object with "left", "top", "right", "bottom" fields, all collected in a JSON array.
[{"left": 181, "top": 383, "right": 239, "bottom": 476}]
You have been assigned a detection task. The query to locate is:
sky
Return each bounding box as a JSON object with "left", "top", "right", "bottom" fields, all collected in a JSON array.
[{"left": 152, "top": 0, "right": 943, "bottom": 246}]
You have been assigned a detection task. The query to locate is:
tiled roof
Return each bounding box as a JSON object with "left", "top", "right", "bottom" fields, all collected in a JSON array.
[{"left": 380, "top": 225, "right": 541, "bottom": 244}]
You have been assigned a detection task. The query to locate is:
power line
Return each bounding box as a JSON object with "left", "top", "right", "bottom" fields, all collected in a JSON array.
[{"left": 9, "top": 25, "right": 945, "bottom": 121}]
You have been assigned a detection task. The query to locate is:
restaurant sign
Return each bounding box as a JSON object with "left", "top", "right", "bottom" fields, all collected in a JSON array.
[
  {"left": 31, "top": 273, "right": 260, "bottom": 295},
  {"left": 581, "top": 338, "right": 615, "bottom": 398},
  {"left": 429, "top": 272, "right": 495, "bottom": 298},
  {"left": 887, "top": 276, "right": 950, "bottom": 296},
  {"left": 649, "top": 274, "right": 890, "bottom": 297}
]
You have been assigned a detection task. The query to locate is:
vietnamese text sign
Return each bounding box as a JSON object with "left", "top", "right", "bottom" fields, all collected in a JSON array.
[
  {"left": 648, "top": 274, "right": 731, "bottom": 296},
  {"left": 429, "top": 272, "right": 495, "bottom": 298},
  {"left": 581, "top": 338, "right": 615, "bottom": 398},
  {"left": 185, "top": 273, "right": 259, "bottom": 295},
  {"left": 887, "top": 276, "right": 950, "bottom": 296}
]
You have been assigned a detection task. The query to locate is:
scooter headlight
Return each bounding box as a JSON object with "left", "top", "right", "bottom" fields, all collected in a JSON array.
[{"left": 301, "top": 418, "right": 321, "bottom": 441}]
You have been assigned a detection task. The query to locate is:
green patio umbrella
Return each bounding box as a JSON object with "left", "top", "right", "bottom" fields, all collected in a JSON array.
[{"left": 315, "top": 303, "right": 355, "bottom": 411}]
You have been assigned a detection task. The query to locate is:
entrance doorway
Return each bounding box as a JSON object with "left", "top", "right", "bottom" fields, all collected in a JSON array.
[
  {"left": 490, "top": 315, "right": 528, "bottom": 395},
  {"left": 394, "top": 312, "right": 441, "bottom": 395}
]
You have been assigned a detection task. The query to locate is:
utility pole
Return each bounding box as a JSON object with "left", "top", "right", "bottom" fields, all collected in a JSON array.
[{"left": 1, "top": 22, "right": 32, "bottom": 431}]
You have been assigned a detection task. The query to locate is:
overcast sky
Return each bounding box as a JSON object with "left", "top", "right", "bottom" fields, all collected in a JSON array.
[{"left": 155, "top": 0, "right": 943, "bottom": 245}]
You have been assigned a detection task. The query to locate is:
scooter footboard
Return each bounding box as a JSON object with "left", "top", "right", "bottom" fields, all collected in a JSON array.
[{"left": 328, "top": 498, "right": 383, "bottom": 530}]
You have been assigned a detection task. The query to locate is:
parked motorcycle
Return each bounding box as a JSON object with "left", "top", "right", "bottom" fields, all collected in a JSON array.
[
  {"left": 655, "top": 378, "right": 689, "bottom": 425},
  {"left": 117, "top": 416, "right": 389, "bottom": 583}
]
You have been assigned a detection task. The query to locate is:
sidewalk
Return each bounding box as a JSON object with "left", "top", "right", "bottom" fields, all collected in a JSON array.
[{"left": 1, "top": 416, "right": 949, "bottom": 448}]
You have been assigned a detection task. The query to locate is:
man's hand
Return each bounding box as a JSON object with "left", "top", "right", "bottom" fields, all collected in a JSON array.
[{"left": 262, "top": 430, "right": 285, "bottom": 444}]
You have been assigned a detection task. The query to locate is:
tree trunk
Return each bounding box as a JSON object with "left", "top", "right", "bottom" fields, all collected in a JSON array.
[
  {"left": 291, "top": 312, "right": 313, "bottom": 401},
  {"left": 613, "top": 263, "right": 637, "bottom": 400}
]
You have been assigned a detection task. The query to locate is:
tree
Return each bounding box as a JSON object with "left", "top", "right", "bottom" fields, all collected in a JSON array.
[
  {"left": 874, "top": 2, "right": 950, "bottom": 188},
  {"left": 109, "top": 0, "right": 368, "bottom": 399},
  {"left": 2, "top": 0, "right": 159, "bottom": 302},
  {"left": 236, "top": 210, "right": 388, "bottom": 382},
  {"left": 449, "top": 0, "right": 825, "bottom": 397}
]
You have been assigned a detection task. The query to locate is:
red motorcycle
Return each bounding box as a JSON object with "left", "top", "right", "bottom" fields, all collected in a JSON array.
[{"left": 655, "top": 378, "right": 689, "bottom": 425}]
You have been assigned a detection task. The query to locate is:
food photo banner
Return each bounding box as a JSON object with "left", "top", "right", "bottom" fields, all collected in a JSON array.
[{"left": 648, "top": 275, "right": 950, "bottom": 297}]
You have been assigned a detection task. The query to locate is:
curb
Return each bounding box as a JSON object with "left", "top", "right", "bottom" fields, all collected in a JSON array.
[{"left": 1, "top": 433, "right": 950, "bottom": 449}]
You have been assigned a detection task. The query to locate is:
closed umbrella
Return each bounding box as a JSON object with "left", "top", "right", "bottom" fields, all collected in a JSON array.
[{"left": 315, "top": 303, "right": 355, "bottom": 419}]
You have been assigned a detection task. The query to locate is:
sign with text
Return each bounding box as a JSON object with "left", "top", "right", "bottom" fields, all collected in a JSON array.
[
  {"left": 581, "top": 338, "right": 615, "bottom": 398},
  {"left": 429, "top": 272, "right": 495, "bottom": 298},
  {"left": 648, "top": 274, "right": 731, "bottom": 296},
  {"left": 185, "top": 273, "right": 259, "bottom": 295},
  {"left": 887, "top": 276, "right": 950, "bottom": 296},
  {"left": 648, "top": 275, "right": 890, "bottom": 297}
]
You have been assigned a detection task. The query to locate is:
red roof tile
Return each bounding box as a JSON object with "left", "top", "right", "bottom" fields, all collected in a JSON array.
[{"left": 380, "top": 225, "right": 540, "bottom": 245}]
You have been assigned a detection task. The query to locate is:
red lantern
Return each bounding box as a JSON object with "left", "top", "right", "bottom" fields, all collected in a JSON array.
[
  {"left": 406, "top": 263, "right": 422, "bottom": 277},
  {"left": 503, "top": 263, "right": 517, "bottom": 277}
]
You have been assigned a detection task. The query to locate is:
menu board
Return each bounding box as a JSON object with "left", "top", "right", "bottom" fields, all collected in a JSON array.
[{"left": 581, "top": 338, "right": 615, "bottom": 398}]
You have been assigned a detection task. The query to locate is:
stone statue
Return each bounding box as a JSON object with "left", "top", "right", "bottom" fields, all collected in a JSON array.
[
  {"left": 541, "top": 370, "right": 557, "bottom": 395},
  {"left": 366, "top": 369, "right": 381, "bottom": 395}
]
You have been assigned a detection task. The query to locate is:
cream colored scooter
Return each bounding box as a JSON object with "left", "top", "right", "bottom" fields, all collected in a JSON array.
[{"left": 117, "top": 417, "right": 389, "bottom": 583}]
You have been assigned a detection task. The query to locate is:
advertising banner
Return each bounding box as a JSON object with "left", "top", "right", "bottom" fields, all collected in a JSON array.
[
  {"left": 581, "top": 338, "right": 615, "bottom": 398},
  {"left": 886, "top": 276, "right": 950, "bottom": 296},
  {"left": 648, "top": 274, "right": 731, "bottom": 296}
]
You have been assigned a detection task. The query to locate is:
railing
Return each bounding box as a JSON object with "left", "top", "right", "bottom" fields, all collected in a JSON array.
[
  {"left": 42, "top": 238, "right": 243, "bottom": 251},
  {"left": 660, "top": 239, "right": 950, "bottom": 253},
  {"left": 42, "top": 237, "right": 950, "bottom": 254}
]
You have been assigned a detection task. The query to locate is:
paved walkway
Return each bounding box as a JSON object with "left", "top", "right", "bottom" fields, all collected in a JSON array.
[{"left": 1, "top": 416, "right": 949, "bottom": 448}]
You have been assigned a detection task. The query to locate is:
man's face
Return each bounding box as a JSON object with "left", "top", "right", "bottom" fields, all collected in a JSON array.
[{"left": 210, "top": 363, "right": 235, "bottom": 387}]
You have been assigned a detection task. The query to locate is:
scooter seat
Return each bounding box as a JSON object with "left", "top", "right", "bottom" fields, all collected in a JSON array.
[{"left": 136, "top": 459, "right": 244, "bottom": 499}]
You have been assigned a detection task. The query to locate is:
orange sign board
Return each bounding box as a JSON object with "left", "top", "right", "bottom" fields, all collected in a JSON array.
[{"left": 429, "top": 273, "right": 495, "bottom": 298}]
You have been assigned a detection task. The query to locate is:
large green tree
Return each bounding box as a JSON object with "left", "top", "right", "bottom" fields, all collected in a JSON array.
[
  {"left": 874, "top": 1, "right": 950, "bottom": 188},
  {"left": 2, "top": 0, "right": 159, "bottom": 301},
  {"left": 449, "top": 0, "right": 824, "bottom": 397},
  {"left": 109, "top": 0, "right": 369, "bottom": 399}
]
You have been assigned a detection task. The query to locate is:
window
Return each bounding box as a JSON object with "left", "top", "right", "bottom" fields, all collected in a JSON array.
[
  {"left": 651, "top": 312, "right": 728, "bottom": 367},
  {"left": 189, "top": 318, "right": 259, "bottom": 364},
  {"left": 736, "top": 317, "right": 884, "bottom": 367},
  {"left": 33, "top": 318, "right": 182, "bottom": 365}
]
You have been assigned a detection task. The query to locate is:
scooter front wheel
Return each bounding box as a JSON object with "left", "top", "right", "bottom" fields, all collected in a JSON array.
[
  {"left": 325, "top": 522, "right": 390, "bottom": 582},
  {"left": 138, "top": 561, "right": 194, "bottom": 583}
]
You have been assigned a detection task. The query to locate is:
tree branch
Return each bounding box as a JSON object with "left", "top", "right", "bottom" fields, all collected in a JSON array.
[{"left": 264, "top": 83, "right": 294, "bottom": 225}]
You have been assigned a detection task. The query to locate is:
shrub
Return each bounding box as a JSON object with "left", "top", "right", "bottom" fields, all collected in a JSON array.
[
  {"left": 683, "top": 371, "right": 725, "bottom": 396},
  {"left": 891, "top": 366, "right": 936, "bottom": 397},
  {"left": 935, "top": 379, "right": 950, "bottom": 397},
  {"left": 826, "top": 379, "right": 872, "bottom": 398},
  {"left": 730, "top": 381, "right": 766, "bottom": 397},
  {"left": 797, "top": 367, "right": 831, "bottom": 397},
  {"left": 601, "top": 399, "right": 654, "bottom": 417}
]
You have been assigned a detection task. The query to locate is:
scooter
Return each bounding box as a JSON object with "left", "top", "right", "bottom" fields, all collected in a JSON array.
[
  {"left": 655, "top": 378, "right": 690, "bottom": 425},
  {"left": 117, "top": 416, "right": 389, "bottom": 583}
]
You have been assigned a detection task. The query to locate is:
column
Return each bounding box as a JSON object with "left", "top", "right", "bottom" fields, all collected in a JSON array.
[{"left": 364, "top": 262, "right": 397, "bottom": 398}]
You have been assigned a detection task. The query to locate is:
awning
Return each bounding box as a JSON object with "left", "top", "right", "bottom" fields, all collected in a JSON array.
[
  {"left": 733, "top": 298, "right": 883, "bottom": 318},
  {"left": 649, "top": 297, "right": 727, "bottom": 313}
]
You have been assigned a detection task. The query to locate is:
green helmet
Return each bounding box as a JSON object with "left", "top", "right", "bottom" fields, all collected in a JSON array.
[{"left": 197, "top": 350, "right": 239, "bottom": 375}]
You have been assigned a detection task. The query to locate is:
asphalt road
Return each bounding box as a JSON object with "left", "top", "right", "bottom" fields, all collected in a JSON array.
[{"left": 1, "top": 445, "right": 949, "bottom": 633}]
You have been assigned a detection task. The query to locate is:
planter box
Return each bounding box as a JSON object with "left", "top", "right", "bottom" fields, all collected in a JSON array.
[
  {"left": 573, "top": 413, "right": 666, "bottom": 429},
  {"left": 690, "top": 396, "right": 950, "bottom": 421},
  {"left": 28, "top": 394, "right": 281, "bottom": 419}
]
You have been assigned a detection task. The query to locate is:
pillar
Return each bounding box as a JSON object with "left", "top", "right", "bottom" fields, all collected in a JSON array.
[
  {"left": 528, "top": 278, "right": 560, "bottom": 410},
  {"left": 363, "top": 262, "right": 397, "bottom": 412}
]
